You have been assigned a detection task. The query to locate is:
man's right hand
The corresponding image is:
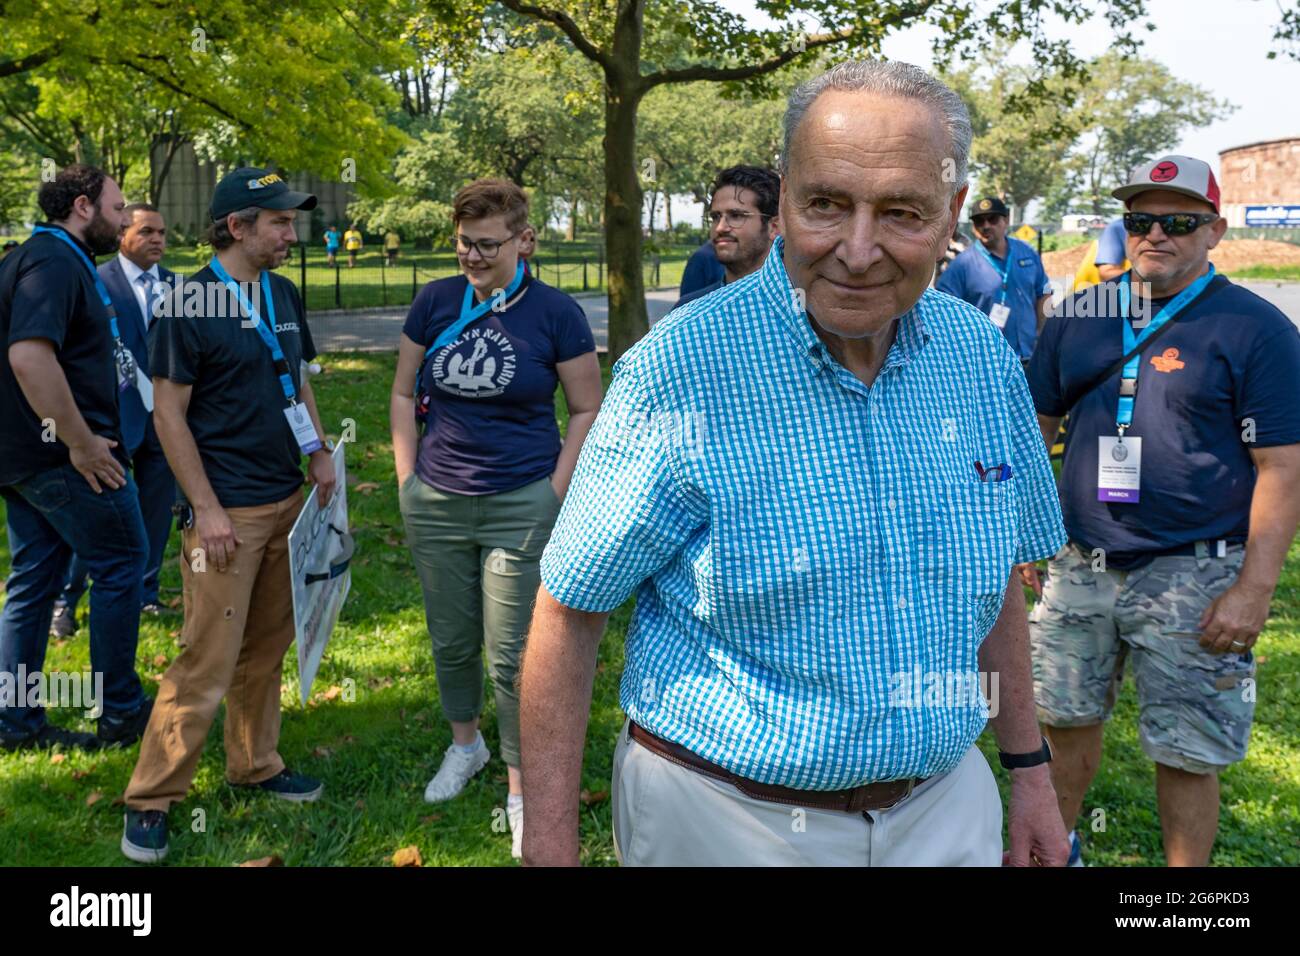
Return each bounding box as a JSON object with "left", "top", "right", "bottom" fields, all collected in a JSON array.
[
  {"left": 1015, "top": 562, "right": 1043, "bottom": 598},
  {"left": 195, "top": 504, "right": 242, "bottom": 572},
  {"left": 69, "top": 435, "right": 126, "bottom": 493}
]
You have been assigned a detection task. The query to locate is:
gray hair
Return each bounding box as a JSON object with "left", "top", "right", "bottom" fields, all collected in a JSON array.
[
  {"left": 781, "top": 60, "right": 972, "bottom": 193},
  {"left": 204, "top": 206, "right": 261, "bottom": 251}
]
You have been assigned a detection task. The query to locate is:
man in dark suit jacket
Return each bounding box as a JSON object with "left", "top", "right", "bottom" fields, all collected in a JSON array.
[{"left": 51, "top": 203, "right": 177, "bottom": 636}]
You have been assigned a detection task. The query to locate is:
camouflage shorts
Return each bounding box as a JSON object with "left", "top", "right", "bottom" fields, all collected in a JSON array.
[{"left": 1029, "top": 541, "right": 1255, "bottom": 774}]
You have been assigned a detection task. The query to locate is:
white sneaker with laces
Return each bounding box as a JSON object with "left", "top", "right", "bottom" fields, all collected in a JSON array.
[
  {"left": 507, "top": 798, "right": 524, "bottom": 859},
  {"left": 424, "top": 733, "right": 491, "bottom": 803}
]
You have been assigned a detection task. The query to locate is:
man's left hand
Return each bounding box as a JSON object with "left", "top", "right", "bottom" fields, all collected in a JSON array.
[
  {"left": 1005, "top": 764, "right": 1069, "bottom": 867},
  {"left": 309, "top": 448, "right": 336, "bottom": 507},
  {"left": 1198, "top": 581, "right": 1271, "bottom": 655}
]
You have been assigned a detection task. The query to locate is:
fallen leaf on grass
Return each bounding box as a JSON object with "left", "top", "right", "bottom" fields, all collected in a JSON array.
[
  {"left": 322, "top": 686, "right": 342, "bottom": 701},
  {"left": 354, "top": 799, "right": 365, "bottom": 811},
  {"left": 239, "top": 856, "right": 283, "bottom": 867},
  {"left": 580, "top": 789, "right": 609, "bottom": 806},
  {"left": 392, "top": 846, "right": 422, "bottom": 867},
  {"left": 312, "top": 746, "right": 333, "bottom": 759},
  {"left": 85, "top": 791, "right": 103, "bottom": 808},
  {"left": 50, "top": 753, "right": 66, "bottom": 764},
  {"left": 70, "top": 769, "right": 89, "bottom": 780},
  {"left": 419, "top": 814, "right": 443, "bottom": 824},
  {"left": 354, "top": 482, "right": 380, "bottom": 495},
  {"left": 152, "top": 654, "right": 168, "bottom": 667}
]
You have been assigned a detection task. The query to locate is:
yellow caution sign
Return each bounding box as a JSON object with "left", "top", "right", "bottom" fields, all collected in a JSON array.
[{"left": 1014, "top": 224, "right": 1038, "bottom": 242}]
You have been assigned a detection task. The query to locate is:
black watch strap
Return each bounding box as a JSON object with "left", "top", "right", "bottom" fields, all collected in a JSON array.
[{"left": 999, "top": 735, "right": 1052, "bottom": 770}]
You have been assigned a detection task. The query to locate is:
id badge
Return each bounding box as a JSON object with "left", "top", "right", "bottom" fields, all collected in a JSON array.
[
  {"left": 134, "top": 365, "right": 154, "bottom": 413},
  {"left": 1098, "top": 436, "right": 1141, "bottom": 503},
  {"left": 284, "top": 403, "right": 323, "bottom": 455},
  {"left": 115, "top": 346, "right": 135, "bottom": 392},
  {"left": 989, "top": 303, "right": 1011, "bottom": 328}
]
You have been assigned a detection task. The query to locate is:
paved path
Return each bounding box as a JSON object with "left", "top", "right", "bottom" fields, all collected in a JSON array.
[{"left": 309, "top": 283, "right": 1300, "bottom": 353}]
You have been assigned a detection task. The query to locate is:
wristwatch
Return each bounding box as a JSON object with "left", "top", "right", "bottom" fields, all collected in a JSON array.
[{"left": 998, "top": 735, "right": 1053, "bottom": 770}]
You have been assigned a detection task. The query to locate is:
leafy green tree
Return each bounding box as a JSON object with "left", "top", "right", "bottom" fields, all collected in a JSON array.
[{"left": 440, "top": 0, "right": 1167, "bottom": 358}]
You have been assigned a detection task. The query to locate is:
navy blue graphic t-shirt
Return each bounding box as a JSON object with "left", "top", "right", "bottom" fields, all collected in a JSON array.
[
  {"left": 403, "top": 273, "right": 595, "bottom": 495},
  {"left": 1028, "top": 274, "right": 1300, "bottom": 568}
]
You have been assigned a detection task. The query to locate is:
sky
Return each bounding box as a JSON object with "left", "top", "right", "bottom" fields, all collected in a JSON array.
[{"left": 660, "top": 0, "right": 1299, "bottom": 226}]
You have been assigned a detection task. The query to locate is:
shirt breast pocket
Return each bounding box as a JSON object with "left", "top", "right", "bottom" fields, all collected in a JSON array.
[{"left": 944, "top": 480, "right": 1020, "bottom": 637}]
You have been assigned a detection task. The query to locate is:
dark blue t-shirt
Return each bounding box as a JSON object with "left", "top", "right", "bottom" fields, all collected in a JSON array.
[
  {"left": 679, "top": 241, "right": 724, "bottom": 298},
  {"left": 1028, "top": 274, "right": 1300, "bottom": 568},
  {"left": 936, "top": 236, "right": 1051, "bottom": 358},
  {"left": 404, "top": 273, "right": 595, "bottom": 495}
]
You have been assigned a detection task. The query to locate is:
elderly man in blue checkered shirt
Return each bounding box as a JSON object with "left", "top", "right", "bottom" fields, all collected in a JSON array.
[{"left": 519, "top": 60, "right": 1070, "bottom": 867}]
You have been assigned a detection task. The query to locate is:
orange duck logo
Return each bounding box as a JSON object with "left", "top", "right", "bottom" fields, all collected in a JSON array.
[{"left": 1150, "top": 347, "right": 1185, "bottom": 372}]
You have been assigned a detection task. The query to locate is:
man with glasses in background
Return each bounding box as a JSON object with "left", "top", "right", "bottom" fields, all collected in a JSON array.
[
  {"left": 1024, "top": 155, "right": 1300, "bottom": 866},
  {"left": 672, "top": 165, "right": 780, "bottom": 310},
  {"left": 937, "top": 196, "right": 1053, "bottom": 365}
]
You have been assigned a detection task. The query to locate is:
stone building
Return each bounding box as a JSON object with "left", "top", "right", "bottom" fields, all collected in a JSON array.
[
  {"left": 1218, "top": 137, "right": 1300, "bottom": 228},
  {"left": 150, "top": 140, "right": 355, "bottom": 243}
]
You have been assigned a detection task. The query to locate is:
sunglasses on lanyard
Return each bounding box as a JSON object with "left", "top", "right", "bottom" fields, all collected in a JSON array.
[{"left": 1122, "top": 212, "right": 1219, "bottom": 236}]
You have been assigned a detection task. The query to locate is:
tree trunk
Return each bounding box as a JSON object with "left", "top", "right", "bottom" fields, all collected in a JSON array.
[
  {"left": 646, "top": 187, "right": 658, "bottom": 238},
  {"left": 565, "top": 192, "right": 577, "bottom": 241},
  {"left": 604, "top": 84, "right": 648, "bottom": 359},
  {"left": 665, "top": 196, "right": 672, "bottom": 232},
  {"left": 603, "top": 1, "right": 649, "bottom": 361}
]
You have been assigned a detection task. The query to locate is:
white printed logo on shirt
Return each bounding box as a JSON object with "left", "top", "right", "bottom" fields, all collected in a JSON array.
[{"left": 430, "top": 326, "right": 517, "bottom": 398}]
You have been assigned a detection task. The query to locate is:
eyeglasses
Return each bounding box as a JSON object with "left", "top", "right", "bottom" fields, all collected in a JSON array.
[
  {"left": 971, "top": 215, "right": 1003, "bottom": 227},
  {"left": 455, "top": 231, "right": 519, "bottom": 259},
  {"left": 709, "top": 210, "right": 769, "bottom": 228},
  {"left": 1122, "top": 212, "right": 1219, "bottom": 237}
]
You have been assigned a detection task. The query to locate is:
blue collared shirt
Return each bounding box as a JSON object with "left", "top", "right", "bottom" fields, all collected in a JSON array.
[
  {"left": 936, "top": 236, "right": 1052, "bottom": 358},
  {"left": 541, "top": 237, "right": 1065, "bottom": 789}
]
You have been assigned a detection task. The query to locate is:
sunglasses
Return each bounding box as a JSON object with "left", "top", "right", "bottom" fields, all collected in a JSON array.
[
  {"left": 971, "top": 215, "right": 1003, "bottom": 227},
  {"left": 1122, "top": 212, "right": 1219, "bottom": 237}
]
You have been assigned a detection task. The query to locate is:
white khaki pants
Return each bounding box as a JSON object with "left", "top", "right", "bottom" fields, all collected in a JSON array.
[{"left": 611, "top": 721, "right": 1002, "bottom": 866}]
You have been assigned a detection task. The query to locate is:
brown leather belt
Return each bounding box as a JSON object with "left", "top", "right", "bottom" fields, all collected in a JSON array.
[{"left": 628, "top": 721, "right": 928, "bottom": 814}]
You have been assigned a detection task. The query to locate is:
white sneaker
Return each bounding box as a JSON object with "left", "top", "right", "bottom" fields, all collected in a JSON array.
[
  {"left": 423, "top": 733, "right": 491, "bottom": 803},
  {"left": 507, "top": 798, "right": 524, "bottom": 860}
]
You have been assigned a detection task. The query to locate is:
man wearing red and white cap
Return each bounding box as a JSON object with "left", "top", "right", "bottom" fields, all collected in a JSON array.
[{"left": 1023, "top": 155, "right": 1300, "bottom": 865}]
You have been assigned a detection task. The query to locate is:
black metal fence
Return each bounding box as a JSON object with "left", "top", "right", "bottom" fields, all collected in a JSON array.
[{"left": 282, "top": 243, "right": 669, "bottom": 315}]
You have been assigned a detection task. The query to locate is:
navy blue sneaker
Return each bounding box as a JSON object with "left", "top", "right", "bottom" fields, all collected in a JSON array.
[
  {"left": 236, "top": 768, "right": 323, "bottom": 803},
  {"left": 0, "top": 724, "right": 99, "bottom": 752},
  {"left": 122, "top": 809, "right": 169, "bottom": 864},
  {"left": 98, "top": 697, "right": 154, "bottom": 747}
]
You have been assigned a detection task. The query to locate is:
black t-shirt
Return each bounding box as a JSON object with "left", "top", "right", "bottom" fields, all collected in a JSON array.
[
  {"left": 150, "top": 265, "right": 317, "bottom": 508},
  {"left": 1028, "top": 274, "right": 1300, "bottom": 568},
  {"left": 0, "top": 226, "right": 126, "bottom": 486}
]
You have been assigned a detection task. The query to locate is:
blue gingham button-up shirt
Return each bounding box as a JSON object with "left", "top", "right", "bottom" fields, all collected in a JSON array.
[{"left": 541, "top": 237, "right": 1065, "bottom": 790}]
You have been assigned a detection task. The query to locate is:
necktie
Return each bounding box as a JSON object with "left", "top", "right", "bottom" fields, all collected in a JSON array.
[{"left": 136, "top": 272, "right": 159, "bottom": 328}]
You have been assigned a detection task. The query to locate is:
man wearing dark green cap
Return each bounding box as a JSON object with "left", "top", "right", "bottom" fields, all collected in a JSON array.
[
  {"left": 122, "top": 167, "right": 334, "bottom": 863},
  {"left": 937, "top": 196, "right": 1053, "bottom": 362}
]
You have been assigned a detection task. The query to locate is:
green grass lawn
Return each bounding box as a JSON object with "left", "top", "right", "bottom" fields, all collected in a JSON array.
[{"left": 0, "top": 351, "right": 1297, "bottom": 866}]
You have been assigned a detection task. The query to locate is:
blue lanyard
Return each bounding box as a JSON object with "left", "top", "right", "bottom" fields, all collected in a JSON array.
[
  {"left": 31, "top": 226, "right": 122, "bottom": 344},
  {"left": 1114, "top": 265, "right": 1216, "bottom": 430},
  {"left": 208, "top": 257, "right": 297, "bottom": 405},
  {"left": 425, "top": 261, "right": 526, "bottom": 359},
  {"left": 975, "top": 242, "right": 1011, "bottom": 305}
]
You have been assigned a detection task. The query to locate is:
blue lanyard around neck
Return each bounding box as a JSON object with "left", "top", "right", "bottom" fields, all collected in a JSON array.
[
  {"left": 208, "top": 256, "right": 297, "bottom": 405},
  {"left": 31, "top": 226, "right": 122, "bottom": 344},
  {"left": 975, "top": 241, "right": 1011, "bottom": 304},
  {"left": 1114, "top": 265, "right": 1216, "bottom": 430},
  {"left": 425, "top": 261, "right": 527, "bottom": 360}
]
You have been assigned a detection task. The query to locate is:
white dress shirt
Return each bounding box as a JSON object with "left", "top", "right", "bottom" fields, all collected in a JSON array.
[{"left": 117, "top": 253, "right": 162, "bottom": 329}]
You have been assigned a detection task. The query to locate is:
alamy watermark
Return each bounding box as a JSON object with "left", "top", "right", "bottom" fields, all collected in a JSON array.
[
  {"left": 887, "top": 667, "right": 999, "bottom": 718},
  {"left": 0, "top": 666, "right": 103, "bottom": 718}
]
